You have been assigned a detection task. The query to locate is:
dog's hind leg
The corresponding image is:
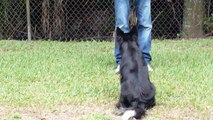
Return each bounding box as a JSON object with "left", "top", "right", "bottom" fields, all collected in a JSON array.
[
  {"left": 113, "top": 107, "right": 127, "bottom": 116},
  {"left": 113, "top": 96, "right": 129, "bottom": 116},
  {"left": 145, "top": 97, "right": 156, "bottom": 110},
  {"left": 132, "top": 101, "right": 146, "bottom": 119}
]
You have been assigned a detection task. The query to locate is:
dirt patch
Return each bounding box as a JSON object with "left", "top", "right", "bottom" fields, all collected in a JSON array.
[
  {"left": 146, "top": 105, "right": 213, "bottom": 120},
  {"left": 0, "top": 104, "right": 213, "bottom": 120},
  {"left": 0, "top": 103, "right": 120, "bottom": 120}
]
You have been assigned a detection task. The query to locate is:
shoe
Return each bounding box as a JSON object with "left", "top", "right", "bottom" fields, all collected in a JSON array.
[
  {"left": 115, "top": 65, "right": 120, "bottom": 74},
  {"left": 147, "top": 64, "right": 153, "bottom": 72}
]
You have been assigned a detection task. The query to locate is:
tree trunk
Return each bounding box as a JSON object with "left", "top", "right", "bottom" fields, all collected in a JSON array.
[
  {"left": 182, "top": 0, "right": 204, "bottom": 38},
  {"left": 42, "top": 0, "right": 51, "bottom": 39},
  {"left": 53, "top": 0, "right": 63, "bottom": 39}
]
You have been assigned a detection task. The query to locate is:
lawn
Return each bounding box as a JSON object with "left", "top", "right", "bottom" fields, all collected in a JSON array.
[{"left": 0, "top": 39, "right": 213, "bottom": 120}]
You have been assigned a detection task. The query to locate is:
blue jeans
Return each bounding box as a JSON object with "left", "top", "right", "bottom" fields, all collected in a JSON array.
[{"left": 114, "top": 0, "right": 152, "bottom": 65}]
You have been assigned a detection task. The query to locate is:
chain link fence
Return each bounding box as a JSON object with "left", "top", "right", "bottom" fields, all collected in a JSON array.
[{"left": 0, "top": 0, "right": 212, "bottom": 40}]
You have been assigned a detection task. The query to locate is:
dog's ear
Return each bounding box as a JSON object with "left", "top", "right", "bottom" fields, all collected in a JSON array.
[
  {"left": 116, "top": 27, "right": 125, "bottom": 36},
  {"left": 116, "top": 27, "right": 125, "bottom": 44}
]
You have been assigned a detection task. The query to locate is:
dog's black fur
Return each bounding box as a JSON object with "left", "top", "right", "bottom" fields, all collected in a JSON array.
[{"left": 116, "top": 26, "right": 156, "bottom": 119}]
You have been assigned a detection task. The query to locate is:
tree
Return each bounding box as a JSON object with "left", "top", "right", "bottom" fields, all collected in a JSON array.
[{"left": 182, "top": 0, "right": 205, "bottom": 38}]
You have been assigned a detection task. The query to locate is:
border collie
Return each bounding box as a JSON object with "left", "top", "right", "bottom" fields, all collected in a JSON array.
[{"left": 114, "top": 26, "right": 156, "bottom": 120}]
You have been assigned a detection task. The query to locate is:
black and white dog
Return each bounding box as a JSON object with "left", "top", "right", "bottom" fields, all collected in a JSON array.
[{"left": 115, "top": 27, "right": 156, "bottom": 120}]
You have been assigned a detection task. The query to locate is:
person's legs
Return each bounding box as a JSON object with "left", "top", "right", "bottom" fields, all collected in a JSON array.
[
  {"left": 135, "top": 0, "right": 152, "bottom": 64},
  {"left": 114, "top": 0, "right": 131, "bottom": 65}
]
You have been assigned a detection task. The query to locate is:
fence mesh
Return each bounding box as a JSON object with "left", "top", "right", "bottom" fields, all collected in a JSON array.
[
  {"left": 0, "top": 0, "right": 27, "bottom": 39},
  {"left": 0, "top": 0, "right": 213, "bottom": 40}
]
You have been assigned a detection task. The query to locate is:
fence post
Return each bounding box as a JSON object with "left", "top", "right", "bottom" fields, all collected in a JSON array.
[{"left": 26, "top": 0, "right": 31, "bottom": 41}]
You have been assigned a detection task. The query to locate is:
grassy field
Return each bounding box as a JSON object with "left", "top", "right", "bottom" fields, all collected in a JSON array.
[{"left": 0, "top": 39, "right": 213, "bottom": 120}]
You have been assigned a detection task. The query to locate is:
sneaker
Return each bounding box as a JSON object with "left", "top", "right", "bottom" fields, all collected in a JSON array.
[
  {"left": 115, "top": 65, "right": 120, "bottom": 74},
  {"left": 147, "top": 64, "right": 153, "bottom": 72}
]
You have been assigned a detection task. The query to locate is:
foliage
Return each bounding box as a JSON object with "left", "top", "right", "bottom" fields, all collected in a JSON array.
[{"left": 204, "top": 13, "right": 213, "bottom": 36}]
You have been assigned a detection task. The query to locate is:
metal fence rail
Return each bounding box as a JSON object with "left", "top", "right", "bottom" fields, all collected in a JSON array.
[{"left": 0, "top": 0, "right": 212, "bottom": 40}]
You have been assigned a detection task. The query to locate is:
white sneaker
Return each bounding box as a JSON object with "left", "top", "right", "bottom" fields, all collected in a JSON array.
[
  {"left": 147, "top": 64, "right": 153, "bottom": 72},
  {"left": 115, "top": 65, "right": 120, "bottom": 74}
]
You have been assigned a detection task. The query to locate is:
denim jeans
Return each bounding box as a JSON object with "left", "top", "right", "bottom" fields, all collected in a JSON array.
[{"left": 114, "top": 0, "right": 152, "bottom": 65}]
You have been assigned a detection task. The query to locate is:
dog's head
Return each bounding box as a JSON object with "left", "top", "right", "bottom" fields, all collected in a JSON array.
[
  {"left": 116, "top": 26, "right": 138, "bottom": 44},
  {"left": 116, "top": 26, "right": 138, "bottom": 53}
]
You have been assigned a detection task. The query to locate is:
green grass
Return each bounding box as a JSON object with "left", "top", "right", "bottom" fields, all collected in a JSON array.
[
  {"left": 0, "top": 39, "right": 213, "bottom": 119},
  {"left": 0, "top": 40, "right": 118, "bottom": 107},
  {"left": 151, "top": 40, "right": 213, "bottom": 108}
]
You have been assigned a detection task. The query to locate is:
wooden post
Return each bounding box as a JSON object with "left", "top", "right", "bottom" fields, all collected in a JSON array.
[{"left": 26, "top": 0, "right": 32, "bottom": 41}]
